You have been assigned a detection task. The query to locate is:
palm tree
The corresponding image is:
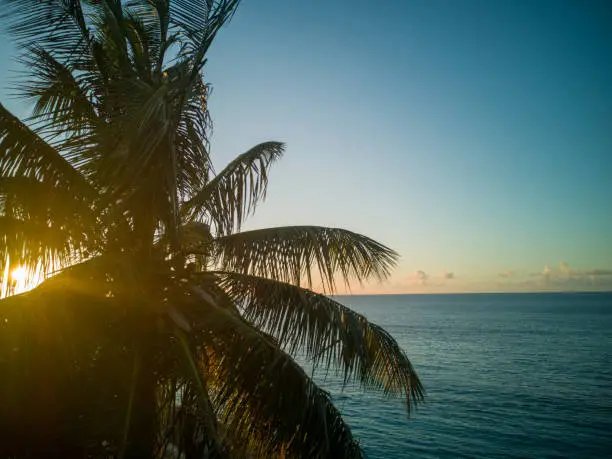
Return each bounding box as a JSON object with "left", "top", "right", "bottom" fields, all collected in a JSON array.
[{"left": 0, "top": 1, "right": 424, "bottom": 458}]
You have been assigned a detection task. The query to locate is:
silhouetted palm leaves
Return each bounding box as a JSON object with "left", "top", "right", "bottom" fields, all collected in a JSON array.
[{"left": 0, "top": 1, "right": 424, "bottom": 457}]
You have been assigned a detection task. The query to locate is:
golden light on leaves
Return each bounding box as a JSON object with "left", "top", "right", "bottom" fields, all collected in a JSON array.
[
  {"left": 2, "top": 265, "right": 43, "bottom": 298},
  {"left": 10, "top": 266, "right": 28, "bottom": 284}
]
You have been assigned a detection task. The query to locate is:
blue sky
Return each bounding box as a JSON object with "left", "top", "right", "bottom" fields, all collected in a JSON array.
[{"left": 1, "top": 0, "right": 611, "bottom": 292}]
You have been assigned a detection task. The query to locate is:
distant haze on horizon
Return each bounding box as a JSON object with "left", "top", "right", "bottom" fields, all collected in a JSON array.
[{"left": 1, "top": 0, "right": 611, "bottom": 293}]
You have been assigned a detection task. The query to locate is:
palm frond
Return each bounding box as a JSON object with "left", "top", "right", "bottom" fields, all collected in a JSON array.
[
  {"left": 126, "top": 1, "right": 169, "bottom": 72},
  {"left": 16, "top": 47, "right": 98, "bottom": 145},
  {"left": 170, "top": 0, "right": 215, "bottom": 42},
  {"left": 0, "top": 104, "right": 94, "bottom": 194},
  {"left": 216, "top": 271, "right": 424, "bottom": 414},
  {"left": 0, "top": 216, "right": 71, "bottom": 296},
  {"left": 166, "top": 330, "right": 226, "bottom": 456},
  {"left": 170, "top": 0, "right": 240, "bottom": 56},
  {"left": 1, "top": 253, "right": 363, "bottom": 457},
  {"left": 0, "top": 2, "right": 423, "bottom": 456},
  {"left": 213, "top": 225, "right": 399, "bottom": 292},
  {"left": 169, "top": 68, "right": 211, "bottom": 200},
  {"left": 0, "top": 0, "right": 90, "bottom": 59},
  {"left": 0, "top": 285, "right": 124, "bottom": 456},
  {"left": 0, "top": 261, "right": 169, "bottom": 456},
  {"left": 183, "top": 142, "right": 285, "bottom": 234},
  {"left": 0, "top": 176, "right": 98, "bottom": 278},
  {"left": 122, "top": 10, "right": 155, "bottom": 80},
  {"left": 181, "top": 221, "right": 214, "bottom": 255},
  {"left": 180, "top": 285, "right": 364, "bottom": 459},
  {"left": 0, "top": 105, "right": 99, "bottom": 281},
  {"left": 0, "top": 176, "right": 94, "bottom": 222}
]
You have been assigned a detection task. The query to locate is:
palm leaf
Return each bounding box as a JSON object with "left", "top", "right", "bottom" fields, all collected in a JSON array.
[
  {"left": 213, "top": 225, "right": 399, "bottom": 292},
  {"left": 0, "top": 104, "right": 94, "bottom": 194},
  {"left": 183, "top": 142, "right": 284, "bottom": 234},
  {"left": 172, "top": 71, "right": 212, "bottom": 199},
  {"left": 0, "top": 176, "right": 98, "bottom": 278},
  {"left": 0, "top": 260, "right": 172, "bottom": 455},
  {"left": 3, "top": 253, "right": 363, "bottom": 457},
  {"left": 0, "top": 215, "right": 75, "bottom": 294},
  {"left": 0, "top": 176, "right": 94, "bottom": 222},
  {"left": 216, "top": 271, "right": 424, "bottom": 414},
  {"left": 170, "top": 0, "right": 215, "bottom": 42},
  {"left": 15, "top": 48, "right": 100, "bottom": 171},
  {"left": 0, "top": 0, "right": 90, "bottom": 60},
  {"left": 170, "top": 0, "right": 240, "bottom": 57},
  {"left": 181, "top": 284, "right": 364, "bottom": 459},
  {"left": 125, "top": 0, "right": 169, "bottom": 72},
  {"left": 0, "top": 1, "right": 423, "bottom": 456},
  {"left": 17, "top": 48, "right": 97, "bottom": 130},
  {"left": 0, "top": 284, "right": 127, "bottom": 456}
]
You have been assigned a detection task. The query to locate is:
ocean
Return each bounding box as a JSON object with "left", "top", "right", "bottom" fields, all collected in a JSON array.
[{"left": 317, "top": 293, "right": 612, "bottom": 458}]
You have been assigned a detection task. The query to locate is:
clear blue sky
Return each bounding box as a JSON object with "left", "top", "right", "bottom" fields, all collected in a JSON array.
[{"left": 1, "top": 0, "right": 611, "bottom": 292}]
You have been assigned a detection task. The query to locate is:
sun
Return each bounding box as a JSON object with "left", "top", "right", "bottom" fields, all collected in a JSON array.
[{"left": 10, "top": 266, "right": 28, "bottom": 284}]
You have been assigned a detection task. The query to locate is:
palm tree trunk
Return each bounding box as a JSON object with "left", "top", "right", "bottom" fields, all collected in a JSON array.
[{"left": 123, "top": 346, "right": 158, "bottom": 459}]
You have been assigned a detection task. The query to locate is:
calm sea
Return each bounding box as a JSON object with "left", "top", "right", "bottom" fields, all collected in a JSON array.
[{"left": 316, "top": 293, "right": 612, "bottom": 458}]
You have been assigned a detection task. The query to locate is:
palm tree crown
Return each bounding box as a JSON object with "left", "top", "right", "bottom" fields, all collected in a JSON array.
[{"left": 0, "top": 1, "right": 424, "bottom": 457}]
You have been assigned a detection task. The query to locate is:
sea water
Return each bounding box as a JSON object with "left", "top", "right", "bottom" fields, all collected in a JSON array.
[{"left": 316, "top": 293, "right": 612, "bottom": 458}]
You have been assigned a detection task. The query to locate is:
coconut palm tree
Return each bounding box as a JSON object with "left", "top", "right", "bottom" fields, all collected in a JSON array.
[{"left": 0, "top": 1, "right": 424, "bottom": 457}]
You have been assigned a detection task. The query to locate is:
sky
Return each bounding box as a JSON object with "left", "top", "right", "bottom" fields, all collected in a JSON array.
[{"left": 1, "top": 0, "right": 611, "bottom": 293}]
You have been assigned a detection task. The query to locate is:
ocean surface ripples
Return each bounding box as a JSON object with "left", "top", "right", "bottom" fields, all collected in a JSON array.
[{"left": 309, "top": 293, "right": 612, "bottom": 458}]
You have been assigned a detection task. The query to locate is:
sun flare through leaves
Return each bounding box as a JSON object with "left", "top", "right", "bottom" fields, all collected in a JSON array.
[{"left": 10, "top": 266, "right": 27, "bottom": 284}]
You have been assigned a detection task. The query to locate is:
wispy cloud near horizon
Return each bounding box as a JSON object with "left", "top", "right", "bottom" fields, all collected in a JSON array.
[
  {"left": 497, "top": 261, "right": 612, "bottom": 292},
  {"left": 343, "top": 262, "right": 612, "bottom": 295},
  {"left": 414, "top": 270, "right": 429, "bottom": 285}
]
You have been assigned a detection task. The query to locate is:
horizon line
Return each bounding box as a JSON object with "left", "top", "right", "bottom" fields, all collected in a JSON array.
[{"left": 333, "top": 290, "right": 612, "bottom": 296}]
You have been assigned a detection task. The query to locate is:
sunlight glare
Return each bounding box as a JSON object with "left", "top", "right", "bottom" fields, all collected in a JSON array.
[{"left": 10, "top": 266, "right": 28, "bottom": 284}]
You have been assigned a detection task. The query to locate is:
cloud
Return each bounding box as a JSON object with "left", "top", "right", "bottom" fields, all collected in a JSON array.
[
  {"left": 415, "top": 270, "right": 429, "bottom": 285},
  {"left": 498, "top": 270, "right": 516, "bottom": 278},
  {"left": 443, "top": 271, "right": 455, "bottom": 280},
  {"left": 536, "top": 263, "right": 612, "bottom": 280},
  {"left": 584, "top": 269, "right": 612, "bottom": 277},
  {"left": 515, "top": 262, "right": 612, "bottom": 291},
  {"left": 559, "top": 261, "right": 571, "bottom": 275}
]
